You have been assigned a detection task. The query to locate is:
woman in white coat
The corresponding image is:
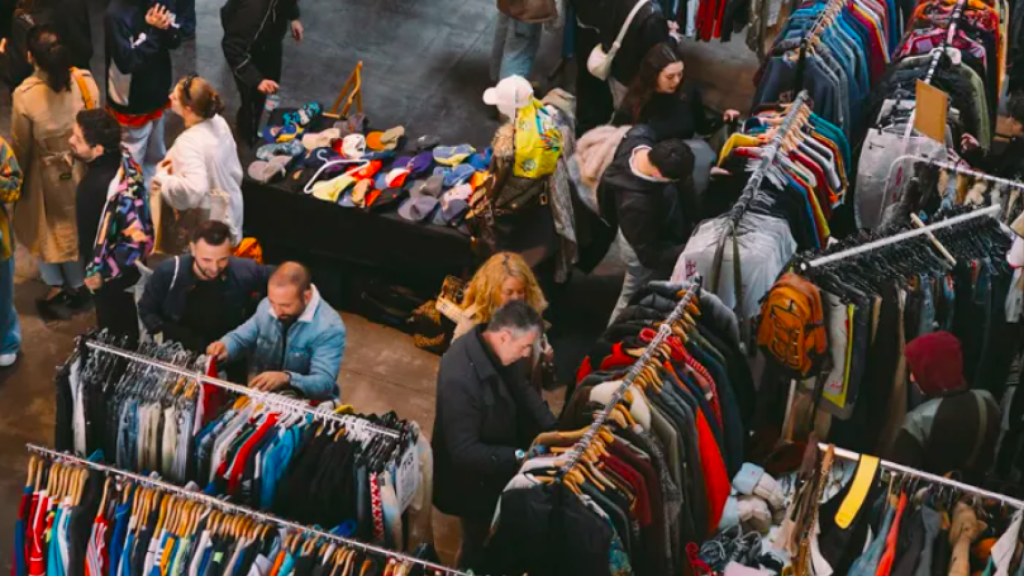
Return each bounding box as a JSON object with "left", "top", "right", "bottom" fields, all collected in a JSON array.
[{"left": 151, "top": 75, "right": 244, "bottom": 254}]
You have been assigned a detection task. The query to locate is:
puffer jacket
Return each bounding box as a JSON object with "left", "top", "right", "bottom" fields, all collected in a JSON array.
[{"left": 597, "top": 125, "right": 694, "bottom": 273}]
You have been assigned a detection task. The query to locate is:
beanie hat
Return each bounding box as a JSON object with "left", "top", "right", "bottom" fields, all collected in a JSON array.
[{"left": 905, "top": 331, "right": 967, "bottom": 397}]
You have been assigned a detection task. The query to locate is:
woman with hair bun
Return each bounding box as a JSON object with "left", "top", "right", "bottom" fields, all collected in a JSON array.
[{"left": 151, "top": 75, "right": 243, "bottom": 253}]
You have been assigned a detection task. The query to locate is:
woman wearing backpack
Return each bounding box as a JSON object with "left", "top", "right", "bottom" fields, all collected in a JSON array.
[{"left": 10, "top": 25, "right": 98, "bottom": 318}]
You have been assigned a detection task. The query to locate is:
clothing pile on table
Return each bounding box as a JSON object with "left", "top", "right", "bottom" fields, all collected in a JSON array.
[
  {"left": 12, "top": 457, "right": 444, "bottom": 576},
  {"left": 482, "top": 281, "right": 754, "bottom": 576},
  {"left": 246, "top": 102, "right": 487, "bottom": 230},
  {"left": 754, "top": 208, "right": 1013, "bottom": 458},
  {"left": 55, "top": 336, "right": 435, "bottom": 552},
  {"left": 856, "top": 0, "right": 1007, "bottom": 227},
  {"left": 752, "top": 0, "right": 899, "bottom": 138},
  {"left": 700, "top": 447, "right": 1024, "bottom": 576},
  {"left": 671, "top": 103, "right": 851, "bottom": 319}
]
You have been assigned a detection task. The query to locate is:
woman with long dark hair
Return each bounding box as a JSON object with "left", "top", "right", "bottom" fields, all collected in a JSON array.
[
  {"left": 612, "top": 42, "right": 739, "bottom": 140},
  {"left": 10, "top": 25, "right": 99, "bottom": 318}
]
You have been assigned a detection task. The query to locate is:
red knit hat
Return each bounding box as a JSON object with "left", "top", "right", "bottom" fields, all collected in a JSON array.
[{"left": 905, "top": 331, "right": 967, "bottom": 397}]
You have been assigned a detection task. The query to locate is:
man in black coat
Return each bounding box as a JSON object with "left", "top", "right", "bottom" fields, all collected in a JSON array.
[
  {"left": 599, "top": 125, "right": 695, "bottom": 325},
  {"left": 70, "top": 109, "right": 141, "bottom": 342},
  {"left": 221, "top": 0, "right": 303, "bottom": 145},
  {"left": 432, "top": 300, "right": 556, "bottom": 571},
  {"left": 138, "top": 221, "right": 274, "bottom": 353}
]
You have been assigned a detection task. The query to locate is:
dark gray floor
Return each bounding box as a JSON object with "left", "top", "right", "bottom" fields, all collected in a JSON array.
[{"left": 0, "top": 0, "right": 760, "bottom": 567}]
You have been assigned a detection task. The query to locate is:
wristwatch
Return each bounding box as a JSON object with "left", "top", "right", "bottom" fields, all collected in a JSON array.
[{"left": 514, "top": 449, "right": 526, "bottom": 463}]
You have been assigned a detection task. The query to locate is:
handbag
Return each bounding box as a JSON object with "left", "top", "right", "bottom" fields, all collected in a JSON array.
[
  {"left": 586, "top": 0, "right": 649, "bottom": 80},
  {"left": 497, "top": 0, "right": 556, "bottom": 23}
]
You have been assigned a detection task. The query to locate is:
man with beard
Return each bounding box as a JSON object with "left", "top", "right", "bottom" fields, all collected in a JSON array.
[
  {"left": 71, "top": 109, "right": 142, "bottom": 342},
  {"left": 206, "top": 262, "right": 345, "bottom": 399},
  {"left": 139, "top": 220, "right": 274, "bottom": 353}
]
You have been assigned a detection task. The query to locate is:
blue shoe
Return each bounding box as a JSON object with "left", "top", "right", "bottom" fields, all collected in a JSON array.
[{"left": 282, "top": 102, "right": 323, "bottom": 128}]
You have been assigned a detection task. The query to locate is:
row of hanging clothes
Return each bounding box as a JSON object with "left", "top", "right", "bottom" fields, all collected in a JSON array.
[
  {"left": 752, "top": 206, "right": 1014, "bottom": 464},
  {"left": 671, "top": 93, "right": 852, "bottom": 320},
  {"left": 856, "top": 0, "right": 1009, "bottom": 228},
  {"left": 54, "top": 334, "right": 433, "bottom": 554},
  {"left": 480, "top": 278, "right": 756, "bottom": 576},
  {"left": 699, "top": 444, "right": 1024, "bottom": 576},
  {"left": 12, "top": 450, "right": 460, "bottom": 576},
  {"left": 751, "top": 0, "right": 900, "bottom": 138}
]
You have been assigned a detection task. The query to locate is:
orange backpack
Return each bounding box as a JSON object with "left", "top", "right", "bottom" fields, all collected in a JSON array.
[{"left": 757, "top": 272, "right": 828, "bottom": 377}]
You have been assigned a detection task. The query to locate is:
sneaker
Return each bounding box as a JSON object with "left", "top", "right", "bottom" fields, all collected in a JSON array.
[
  {"left": 65, "top": 288, "right": 92, "bottom": 310},
  {"left": 0, "top": 353, "right": 16, "bottom": 367}
]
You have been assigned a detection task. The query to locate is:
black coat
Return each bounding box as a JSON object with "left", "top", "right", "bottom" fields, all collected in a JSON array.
[
  {"left": 220, "top": 0, "right": 298, "bottom": 89},
  {"left": 597, "top": 125, "right": 694, "bottom": 272},
  {"left": 2, "top": 0, "right": 92, "bottom": 92},
  {"left": 573, "top": 0, "right": 668, "bottom": 85},
  {"left": 432, "top": 326, "right": 556, "bottom": 518},
  {"left": 105, "top": 0, "right": 180, "bottom": 115}
]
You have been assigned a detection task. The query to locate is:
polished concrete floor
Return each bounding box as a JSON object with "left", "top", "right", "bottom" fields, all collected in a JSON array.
[{"left": 0, "top": 0, "right": 759, "bottom": 568}]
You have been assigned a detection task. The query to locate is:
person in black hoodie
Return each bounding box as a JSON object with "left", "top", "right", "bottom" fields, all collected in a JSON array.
[
  {"left": 599, "top": 125, "right": 695, "bottom": 325},
  {"left": 71, "top": 109, "right": 141, "bottom": 344},
  {"left": 221, "top": 0, "right": 303, "bottom": 145},
  {"left": 0, "top": 0, "right": 92, "bottom": 94},
  {"left": 104, "top": 0, "right": 179, "bottom": 185},
  {"left": 961, "top": 90, "right": 1024, "bottom": 181},
  {"left": 432, "top": 300, "right": 556, "bottom": 571},
  {"left": 571, "top": 0, "right": 669, "bottom": 133}
]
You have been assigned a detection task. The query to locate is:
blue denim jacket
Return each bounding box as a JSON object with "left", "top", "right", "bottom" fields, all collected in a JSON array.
[{"left": 222, "top": 285, "right": 345, "bottom": 400}]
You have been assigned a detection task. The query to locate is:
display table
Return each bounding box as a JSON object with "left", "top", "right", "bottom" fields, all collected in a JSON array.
[{"left": 242, "top": 178, "right": 474, "bottom": 288}]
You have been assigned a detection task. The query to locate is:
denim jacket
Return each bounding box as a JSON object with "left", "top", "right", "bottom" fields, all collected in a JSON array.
[{"left": 222, "top": 285, "right": 345, "bottom": 400}]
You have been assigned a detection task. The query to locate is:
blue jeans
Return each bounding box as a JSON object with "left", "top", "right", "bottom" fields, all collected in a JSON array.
[
  {"left": 490, "top": 13, "right": 542, "bottom": 81},
  {"left": 122, "top": 116, "right": 167, "bottom": 188},
  {"left": 0, "top": 257, "right": 20, "bottom": 356},
  {"left": 38, "top": 260, "right": 85, "bottom": 289}
]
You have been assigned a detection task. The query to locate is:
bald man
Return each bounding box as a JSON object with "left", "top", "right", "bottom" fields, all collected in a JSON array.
[{"left": 207, "top": 262, "right": 346, "bottom": 400}]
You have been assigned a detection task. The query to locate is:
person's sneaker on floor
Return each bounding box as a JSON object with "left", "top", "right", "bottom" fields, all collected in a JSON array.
[{"left": 0, "top": 353, "right": 17, "bottom": 367}]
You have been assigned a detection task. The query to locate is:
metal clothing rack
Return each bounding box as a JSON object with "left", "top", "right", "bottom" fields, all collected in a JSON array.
[
  {"left": 26, "top": 444, "right": 470, "bottom": 576},
  {"left": 557, "top": 275, "right": 702, "bottom": 477},
  {"left": 902, "top": 0, "right": 968, "bottom": 145},
  {"left": 802, "top": 203, "right": 1000, "bottom": 268},
  {"left": 883, "top": 154, "right": 1024, "bottom": 197},
  {"left": 728, "top": 90, "right": 811, "bottom": 229},
  {"left": 83, "top": 339, "right": 401, "bottom": 440},
  {"left": 819, "top": 443, "right": 1024, "bottom": 508}
]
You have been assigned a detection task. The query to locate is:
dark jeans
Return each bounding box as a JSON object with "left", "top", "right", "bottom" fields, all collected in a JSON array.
[
  {"left": 456, "top": 515, "right": 492, "bottom": 571},
  {"left": 233, "top": 40, "right": 283, "bottom": 145}
]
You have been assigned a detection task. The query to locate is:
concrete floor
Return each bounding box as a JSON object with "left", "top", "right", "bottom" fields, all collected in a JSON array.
[{"left": 0, "top": 0, "right": 760, "bottom": 568}]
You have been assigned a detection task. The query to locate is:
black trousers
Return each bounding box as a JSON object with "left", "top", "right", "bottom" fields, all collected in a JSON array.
[
  {"left": 94, "top": 280, "right": 139, "bottom": 347},
  {"left": 234, "top": 40, "right": 283, "bottom": 145},
  {"left": 456, "top": 515, "right": 491, "bottom": 571}
]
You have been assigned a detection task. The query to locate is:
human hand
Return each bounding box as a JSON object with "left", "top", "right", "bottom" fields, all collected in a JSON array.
[
  {"left": 206, "top": 341, "right": 228, "bottom": 362},
  {"left": 543, "top": 342, "right": 554, "bottom": 363},
  {"left": 158, "top": 158, "right": 173, "bottom": 175},
  {"left": 250, "top": 371, "right": 290, "bottom": 392},
  {"left": 291, "top": 20, "right": 304, "bottom": 42},
  {"left": 960, "top": 133, "right": 980, "bottom": 152},
  {"left": 723, "top": 109, "right": 740, "bottom": 122},
  {"left": 258, "top": 79, "right": 279, "bottom": 95},
  {"left": 145, "top": 4, "right": 173, "bottom": 30},
  {"left": 150, "top": 177, "right": 162, "bottom": 195},
  {"left": 1, "top": 39, "right": 8, "bottom": 55},
  {"left": 84, "top": 274, "right": 103, "bottom": 292}
]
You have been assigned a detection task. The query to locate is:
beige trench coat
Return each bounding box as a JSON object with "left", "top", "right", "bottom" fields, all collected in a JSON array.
[{"left": 11, "top": 70, "right": 98, "bottom": 263}]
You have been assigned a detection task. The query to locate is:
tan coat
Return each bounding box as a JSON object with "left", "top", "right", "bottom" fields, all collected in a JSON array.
[{"left": 11, "top": 70, "right": 98, "bottom": 263}]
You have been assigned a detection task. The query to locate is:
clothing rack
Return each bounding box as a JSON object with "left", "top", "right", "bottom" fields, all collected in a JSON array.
[
  {"left": 729, "top": 90, "right": 810, "bottom": 228},
  {"left": 801, "top": 204, "right": 1000, "bottom": 268},
  {"left": 25, "top": 444, "right": 470, "bottom": 576},
  {"left": 83, "top": 339, "right": 401, "bottom": 439},
  {"left": 819, "top": 443, "right": 1024, "bottom": 508},
  {"left": 557, "top": 275, "right": 703, "bottom": 478},
  {"left": 902, "top": 0, "right": 968, "bottom": 144},
  {"left": 794, "top": 0, "right": 846, "bottom": 90},
  {"left": 883, "top": 154, "right": 1024, "bottom": 195}
]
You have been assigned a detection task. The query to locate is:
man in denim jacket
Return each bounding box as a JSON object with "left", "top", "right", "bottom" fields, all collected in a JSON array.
[{"left": 207, "top": 261, "right": 345, "bottom": 400}]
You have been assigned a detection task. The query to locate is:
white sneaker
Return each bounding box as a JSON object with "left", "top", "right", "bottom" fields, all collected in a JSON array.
[{"left": 0, "top": 353, "right": 17, "bottom": 367}]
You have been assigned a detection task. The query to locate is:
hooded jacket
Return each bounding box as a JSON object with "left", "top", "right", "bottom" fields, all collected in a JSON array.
[
  {"left": 889, "top": 332, "right": 1000, "bottom": 482},
  {"left": 597, "top": 125, "right": 693, "bottom": 273}
]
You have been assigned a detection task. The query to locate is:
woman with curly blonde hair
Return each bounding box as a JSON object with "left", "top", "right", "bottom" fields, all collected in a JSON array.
[{"left": 454, "top": 252, "right": 555, "bottom": 389}]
